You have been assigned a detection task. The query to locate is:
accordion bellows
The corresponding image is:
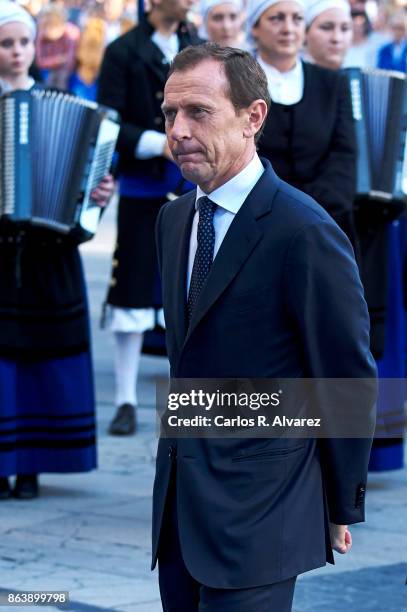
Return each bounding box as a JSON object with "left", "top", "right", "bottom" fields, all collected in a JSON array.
[
  {"left": 347, "top": 68, "right": 407, "bottom": 204},
  {"left": 0, "top": 89, "right": 120, "bottom": 238}
]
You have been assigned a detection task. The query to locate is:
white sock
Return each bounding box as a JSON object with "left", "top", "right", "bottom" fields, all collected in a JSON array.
[{"left": 114, "top": 332, "right": 143, "bottom": 407}]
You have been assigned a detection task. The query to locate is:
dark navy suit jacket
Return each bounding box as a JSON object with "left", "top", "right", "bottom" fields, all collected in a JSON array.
[{"left": 152, "top": 159, "right": 376, "bottom": 588}]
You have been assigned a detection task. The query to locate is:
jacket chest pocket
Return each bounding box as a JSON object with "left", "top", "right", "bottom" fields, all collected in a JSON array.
[
  {"left": 232, "top": 444, "right": 306, "bottom": 462},
  {"left": 222, "top": 285, "right": 272, "bottom": 313}
]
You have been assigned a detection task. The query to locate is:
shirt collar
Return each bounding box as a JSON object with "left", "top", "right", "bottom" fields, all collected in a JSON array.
[
  {"left": 257, "top": 57, "right": 302, "bottom": 81},
  {"left": 151, "top": 30, "right": 179, "bottom": 62},
  {"left": 195, "top": 154, "right": 264, "bottom": 214}
]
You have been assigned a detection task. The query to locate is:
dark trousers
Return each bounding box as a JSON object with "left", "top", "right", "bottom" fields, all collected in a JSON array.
[{"left": 158, "top": 470, "right": 297, "bottom": 612}]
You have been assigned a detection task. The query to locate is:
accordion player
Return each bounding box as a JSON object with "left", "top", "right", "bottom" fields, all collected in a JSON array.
[
  {"left": 347, "top": 68, "right": 407, "bottom": 208},
  {"left": 0, "top": 88, "right": 120, "bottom": 241}
]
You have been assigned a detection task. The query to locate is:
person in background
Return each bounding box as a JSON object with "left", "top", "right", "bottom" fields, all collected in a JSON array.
[
  {"left": 18, "top": 0, "right": 46, "bottom": 19},
  {"left": 305, "top": 0, "right": 406, "bottom": 472},
  {"left": 248, "top": 0, "right": 358, "bottom": 250},
  {"left": 97, "top": 0, "right": 201, "bottom": 436},
  {"left": 377, "top": 10, "right": 406, "bottom": 73},
  {"left": 343, "top": 8, "right": 376, "bottom": 67},
  {"left": 0, "top": 1, "right": 114, "bottom": 500},
  {"left": 68, "top": 0, "right": 136, "bottom": 101},
  {"left": 35, "top": 3, "right": 80, "bottom": 90},
  {"left": 103, "top": 0, "right": 136, "bottom": 45},
  {"left": 199, "top": 0, "right": 246, "bottom": 48},
  {"left": 62, "top": 0, "right": 90, "bottom": 27},
  {"left": 68, "top": 16, "right": 106, "bottom": 100},
  {"left": 305, "top": 0, "right": 353, "bottom": 70}
]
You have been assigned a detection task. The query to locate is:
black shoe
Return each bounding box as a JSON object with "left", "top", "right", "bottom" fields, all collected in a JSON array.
[
  {"left": 13, "top": 474, "right": 39, "bottom": 499},
  {"left": 0, "top": 477, "right": 12, "bottom": 500},
  {"left": 108, "top": 403, "right": 136, "bottom": 435}
]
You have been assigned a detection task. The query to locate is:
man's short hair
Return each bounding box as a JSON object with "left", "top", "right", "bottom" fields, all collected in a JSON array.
[{"left": 168, "top": 43, "right": 270, "bottom": 143}]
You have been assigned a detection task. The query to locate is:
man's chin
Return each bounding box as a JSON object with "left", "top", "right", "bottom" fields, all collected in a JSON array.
[{"left": 179, "top": 163, "right": 203, "bottom": 185}]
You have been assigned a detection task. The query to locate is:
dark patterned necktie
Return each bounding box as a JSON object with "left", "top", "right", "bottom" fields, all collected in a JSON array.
[{"left": 187, "top": 196, "right": 216, "bottom": 321}]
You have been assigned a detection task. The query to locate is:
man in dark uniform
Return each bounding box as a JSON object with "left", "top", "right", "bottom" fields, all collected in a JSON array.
[{"left": 98, "top": 0, "right": 201, "bottom": 435}]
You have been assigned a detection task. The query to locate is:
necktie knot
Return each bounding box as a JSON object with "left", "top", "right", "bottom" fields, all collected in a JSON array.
[{"left": 197, "top": 196, "right": 216, "bottom": 219}]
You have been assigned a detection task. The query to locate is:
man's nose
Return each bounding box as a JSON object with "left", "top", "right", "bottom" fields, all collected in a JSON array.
[{"left": 170, "top": 112, "right": 191, "bottom": 140}]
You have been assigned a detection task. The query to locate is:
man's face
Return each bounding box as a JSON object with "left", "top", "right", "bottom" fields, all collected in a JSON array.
[{"left": 163, "top": 59, "right": 254, "bottom": 193}]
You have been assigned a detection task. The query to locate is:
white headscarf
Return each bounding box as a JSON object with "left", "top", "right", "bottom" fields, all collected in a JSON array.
[
  {"left": 199, "top": 0, "right": 244, "bottom": 40},
  {"left": 305, "top": 0, "right": 351, "bottom": 27},
  {"left": 246, "top": 0, "right": 306, "bottom": 47},
  {"left": 247, "top": 0, "right": 306, "bottom": 31},
  {"left": 200, "top": 0, "right": 244, "bottom": 21},
  {"left": 0, "top": 1, "right": 36, "bottom": 39}
]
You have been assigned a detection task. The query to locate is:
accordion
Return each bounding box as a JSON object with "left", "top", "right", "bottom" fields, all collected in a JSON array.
[
  {"left": 0, "top": 88, "right": 120, "bottom": 238},
  {"left": 347, "top": 68, "right": 407, "bottom": 204}
]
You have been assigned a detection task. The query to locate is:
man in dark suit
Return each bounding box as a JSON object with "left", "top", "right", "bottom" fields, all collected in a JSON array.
[
  {"left": 153, "top": 43, "right": 377, "bottom": 611},
  {"left": 97, "top": 0, "right": 200, "bottom": 436}
]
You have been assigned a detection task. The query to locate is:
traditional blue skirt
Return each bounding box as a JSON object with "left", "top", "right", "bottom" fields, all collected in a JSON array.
[
  {"left": 0, "top": 350, "right": 97, "bottom": 476},
  {"left": 369, "top": 220, "right": 406, "bottom": 471}
]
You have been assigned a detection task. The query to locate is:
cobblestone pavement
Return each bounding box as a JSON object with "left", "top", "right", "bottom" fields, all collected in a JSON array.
[{"left": 0, "top": 201, "right": 406, "bottom": 611}]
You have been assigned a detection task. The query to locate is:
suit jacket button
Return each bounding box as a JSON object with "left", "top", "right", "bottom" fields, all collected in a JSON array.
[
  {"left": 156, "top": 91, "right": 164, "bottom": 100},
  {"left": 154, "top": 117, "right": 163, "bottom": 126},
  {"left": 168, "top": 445, "right": 176, "bottom": 459}
]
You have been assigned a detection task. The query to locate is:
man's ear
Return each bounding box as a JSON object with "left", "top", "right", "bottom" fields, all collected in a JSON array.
[{"left": 242, "top": 99, "right": 268, "bottom": 139}]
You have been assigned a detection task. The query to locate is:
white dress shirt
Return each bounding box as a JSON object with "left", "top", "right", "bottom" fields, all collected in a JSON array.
[
  {"left": 257, "top": 56, "right": 304, "bottom": 105},
  {"left": 187, "top": 154, "right": 264, "bottom": 293}
]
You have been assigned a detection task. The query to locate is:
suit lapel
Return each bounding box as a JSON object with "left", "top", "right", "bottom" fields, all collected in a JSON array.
[{"left": 165, "top": 192, "right": 196, "bottom": 351}]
